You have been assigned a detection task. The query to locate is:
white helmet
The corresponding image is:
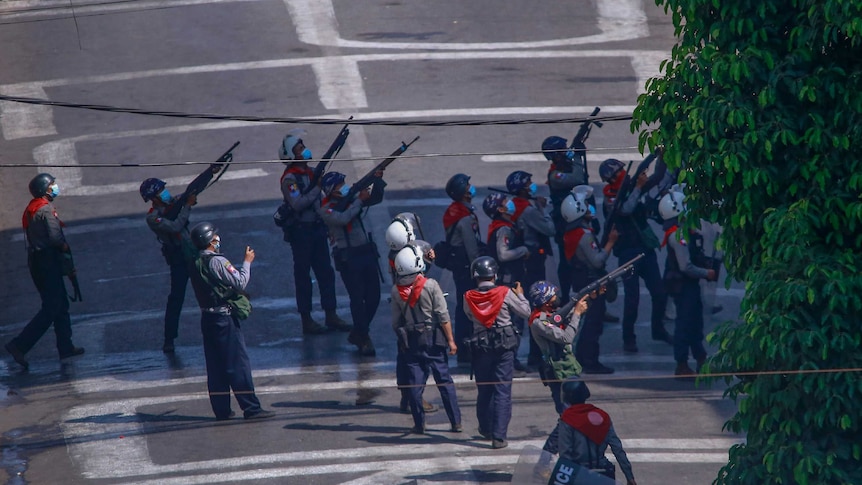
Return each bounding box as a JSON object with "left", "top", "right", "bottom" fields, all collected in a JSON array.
[
  {"left": 561, "top": 185, "right": 593, "bottom": 223},
  {"left": 385, "top": 219, "right": 416, "bottom": 251},
  {"left": 394, "top": 245, "right": 426, "bottom": 276},
  {"left": 279, "top": 128, "right": 306, "bottom": 160},
  {"left": 658, "top": 184, "right": 686, "bottom": 220}
]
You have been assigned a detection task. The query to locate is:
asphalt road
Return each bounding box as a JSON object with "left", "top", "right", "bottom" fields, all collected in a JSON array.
[{"left": 0, "top": 1, "right": 743, "bottom": 484}]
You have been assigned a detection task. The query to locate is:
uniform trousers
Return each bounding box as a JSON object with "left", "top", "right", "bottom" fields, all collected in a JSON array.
[
  {"left": 617, "top": 247, "right": 668, "bottom": 344},
  {"left": 164, "top": 257, "right": 189, "bottom": 341},
  {"left": 200, "top": 312, "right": 263, "bottom": 419},
  {"left": 12, "top": 249, "right": 74, "bottom": 356},
  {"left": 523, "top": 253, "right": 547, "bottom": 366},
  {"left": 472, "top": 347, "right": 514, "bottom": 441},
  {"left": 673, "top": 282, "right": 707, "bottom": 364},
  {"left": 405, "top": 346, "right": 461, "bottom": 429},
  {"left": 452, "top": 267, "right": 474, "bottom": 363},
  {"left": 555, "top": 240, "right": 573, "bottom": 301},
  {"left": 338, "top": 251, "right": 380, "bottom": 338},
  {"left": 288, "top": 224, "right": 337, "bottom": 314},
  {"left": 574, "top": 292, "right": 606, "bottom": 367}
]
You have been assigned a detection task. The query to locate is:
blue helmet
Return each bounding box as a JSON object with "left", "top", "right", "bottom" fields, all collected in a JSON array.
[
  {"left": 445, "top": 173, "right": 471, "bottom": 201},
  {"left": 139, "top": 178, "right": 166, "bottom": 202},
  {"left": 506, "top": 170, "right": 532, "bottom": 194},
  {"left": 528, "top": 281, "right": 559, "bottom": 308},
  {"left": 599, "top": 159, "right": 625, "bottom": 183},
  {"left": 562, "top": 379, "right": 591, "bottom": 405},
  {"left": 541, "top": 136, "right": 568, "bottom": 161},
  {"left": 482, "top": 192, "right": 507, "bottom": 218},
  {"left": 320, "top": 171, "right": 346, "bottom": 196}
]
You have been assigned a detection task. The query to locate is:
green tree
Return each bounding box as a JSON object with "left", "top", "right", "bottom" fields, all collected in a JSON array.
[{"left": 632, "top": 1, "right": 862, "bottom": 483}]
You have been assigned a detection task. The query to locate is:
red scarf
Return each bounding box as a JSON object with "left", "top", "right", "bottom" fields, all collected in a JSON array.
[
  {"left": 464, "top": 286, "right": 509, "bottom": 328},
  {"left": 396, "top": 274, "right": 428, "bottom": 308},
  {"left": 443, "top": 202, "right": 471, "bottom": 230},
  {"left": 486, "top": 219, "right": 512, "bottom": 245},
  {"left": 563, "top": 227, "right": 589, "bottom": 262},
  {"left": 528, "top": 309, "right": 543, "bottom": 326},
  {"left": 280, "top": 164, "right": 313, "bottom": 184},
  {"left": 561, "top": 404, "right": 611, "bottom": 445},
  {"left": 22, "top": 198, "right": 51, "bottom": 231},
  {"left": 511, "top": 197, "right": 531, "bottom": 222},
  {"left": 661, "top": 224, "right": 679, "bottom": 248},
  {"left": 602, "top": 170, "right": 626, "bottom": 199}
]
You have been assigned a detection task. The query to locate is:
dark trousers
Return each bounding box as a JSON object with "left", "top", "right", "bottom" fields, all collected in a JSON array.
[
  {"left": 338, "top": 252, "right": 380, "bottom": 338},
  {"left": 618, "top": 248, "right": 668, "bottom": 344},
  {"left": 405, "top": 346, "right": 461, "bottom": 429},
  {"left": 575, "top": 293, "right": 606, "bottom": 366},
  {"left": 452, "top": 268, "right": 474, "bottom": 362},
  {"left": 200, "top": 312, "right": 262, "bottom": 418},
  {"left": 164, "top": 260, "right": 189, "bottom": 341},
  {"left": 542, "top": 377, "right": 588, "bottom": 454},
  {"left": 288, "top": 224, "right": 337, "bottom": 314},
  {"left": 524, "top": 254, "right": 547, "bottom": 365},
  {"left": 673, "top": 282, "right": 706, "bottom": 364},
  {"left": 12, "top": 250, "right": 74, "bottom": 356},
  {"left": 555, "top": 240, "right": 573, "bottom": 300},
  {"left": 473, "top": 348, "right": 514, "bottom": 441}
]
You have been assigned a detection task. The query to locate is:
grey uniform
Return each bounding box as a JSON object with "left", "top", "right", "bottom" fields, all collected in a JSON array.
[
  {"left": 195, "top": 250, "right": 251, "bottom": 312},
  {"left": 668, "top": 230, "right": 711, "bottom": 280},
  {"left": 449, "top": 203, "right": 483, "bottom": 263},
  {"left": 146, "top": 200, "right": 192, "bottom": 249},
  {"left": 529, "top": 310, "right": 581, "bottom": 361},
  {"left": 516, "top": 202, "right": 555, "bottom": 252},
  {"left": 548, "top": 165, "right": 586, "bottom": 193},
  {"left": 26, "top": 203, "right": 66, "bottom": 250},
  {"left": 317, "top": 180, "right": 385, "bottom": 249},
  {"left": 493, "top": 224, "right": 528, "bottom": 263},
  {"left": 572, "top": 225, "right": 611, "bottom": 272},
  {"left": 390, "top": 275, "right": 451, "bottom": 333},
  {"left": 558, "top": 419, "right": 635, "bottom": 482},
  {"left": 464, "top": 281, "right": 531, "bottom": 334},
  {"left": 281, "top": 170, "right": 322, "bottom": 224}
]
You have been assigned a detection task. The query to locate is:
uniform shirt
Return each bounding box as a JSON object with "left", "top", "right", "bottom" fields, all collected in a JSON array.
[
  {"left": 189, "top": 249, "right": 251, "bottom": 309},
  {"left": 666, "top": 224, "right": 711, "bottom": 280},
  {"left": 513, "top": 199, "right": 555, "bottom": 252},
  {"left": 318, "top": 179, "right": 386, "bottom": 249},
  {"left": 529, "top": 310, "right": 580, "bottom": 359},
  {"left": 558, "top": 417, "right": 635, "bottom": 482},
  {"left": 489, "top": 222, "right": 528, "bottom": 263},
  {"left": 280, "top": 165, "right": 323, "bottom": 224},
  {"left": 463, "top": 281, "right": 530, "bottom": 334},
  {"left": 565, "top": 221, "right": 610, "bottom": 271},
  {"left": 146, "top": 198, "right": 191, "bottom": 249},
  {"left": 390, "top": 273, "right": 450, "bottom": 331},
  {"left": 22, "top": 198, "right": 66, "bottom": 250},
  {"left": 444, "top": 201, "right": 483, "bottom": 263},
  {"left": 548, "top": 164, "right": 586, "bottom": 193}
]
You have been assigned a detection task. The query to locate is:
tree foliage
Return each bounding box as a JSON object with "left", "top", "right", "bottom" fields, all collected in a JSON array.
[{"left": 632, "top": 0, "right": 862, "bottom": 483}]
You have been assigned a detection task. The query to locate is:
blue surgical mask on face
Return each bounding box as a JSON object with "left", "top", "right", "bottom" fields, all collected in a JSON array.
[
  {"left": 468, "top": 185, "right": 476, "bottom": 197},
  {"left": 159, "top": 189, "right": 171, "bottom": 204},
  {"left": 49, "top": 183, "right": 60, "bottom": 198},
  {"left": 505, "top": 200, "right": 516, "bottom": 215},
  {"left": 213, "top": 237, "right": 221, "bottom": 252},
  {"left": 529, "top": 182, "right": 538, "bottom": 196},
  {"left": 300, "top": 148, "right": 312, "bottom": 160},
  {"left": 589, "top": 205, "right": 596, "bottom": 217},
  {"left": 339, "top": 185, "right": 350, "bottom": 197}
]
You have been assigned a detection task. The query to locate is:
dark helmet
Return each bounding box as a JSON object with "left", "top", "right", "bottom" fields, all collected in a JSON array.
[
  {"left": 470, "top": 256, "right": 498, "bottom": 280},
  {"left": 28, "top": 173, "right": 55, "bottom": 198},
  {"left": 320, "top": 171, "right": 346, "bottom": 197},
  {"left": 528, "top": 281, "right": 559, "bottom": 308},
  {"left": 599, "top": 159, "right": 625, "bottom": 183},
  {"left": 445, "top": 173, "right": 471, "bottom": 201},
  {"left": 561, "top": 379, "right": 591, "bottom": 406},
  {"left": 139, "top": 178, "right": 166, "bottom": 202},
  {"left": 190, "top": 221, "right": 218, "bottom": 250},
  {"left": 506, "top": 170, "right": 532, "bottom": 193},
  {"left": 482, "top": 192, "right": 507, "bottom": 218},
  {"left": 541, "top": 136, "right": 568, "bottom": 161}
]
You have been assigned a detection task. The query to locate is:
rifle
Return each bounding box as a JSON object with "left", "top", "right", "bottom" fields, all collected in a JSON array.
[
  {"left": 164, "top": 141, "right": 240, "bottom": 220},
  {"left": 333, "top": 136, "right": 420, "bottom": 211},
  {"left": 552, "top": 253, "right": 644, "bottom": 322},
  {"left": 487, "top": 187, "right": 536, "bottom": 201},
  {"left": 599, "top": 152, "right": 658, "bottom": 246},
  {"left": 62, "top": 251, "right": 83, "bottom": 302},
  {"left": 570, "top": 106, "right": 603, "bottom": 184},
  {"left": 303, "top": 118, "right": 351, "bottom": 195}
]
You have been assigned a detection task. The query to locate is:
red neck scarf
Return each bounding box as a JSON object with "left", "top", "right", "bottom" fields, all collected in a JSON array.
[
  {"left": 396, "top": 274, "right": 428, "bottom": 308},
  {"left": 511, "top": 197, "right": 531, "bottom": 222},
  {"left": 563, "top": 227, "right": 589, "bottom": 262},
  {"left": 443, "top": 202, "right": 471, "bottom": 230},
  {"left": 464, "top": 286, "right": 509, "bottom": 328},
  {"left": 602, "top": 170, "right": 626, "bottom": 199},
  {"left": 561, "top": 404, "right": 611, "bottom": 445},
  {"left": 487, "top": 219, "right": 512, "bottom": 245},
  {"left": 661, "top": 224, "right": 679, "bottom": 248},
  {"left": 280, "top": 164, "right": 313, "bottom": 184},
  {"left": 528, "top": 309, "right": 544, "bottom": 326},
  {"left": 22, "top": 198, "right": 50, "bottom": 231}
]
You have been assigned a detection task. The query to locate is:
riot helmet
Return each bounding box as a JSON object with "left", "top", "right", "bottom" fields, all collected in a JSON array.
[
  {"left": 560, "top": 185, "right": 593, "bottom": 223},
  {"left": 470, "top": 256, "right": 498, "bottom": 281},
  {"left": 139, "top": 178, "right": 166, "bottom": 202},
  {"left": 445, "top": 173, "right": 471, "bottom": 201},
  {"left": 658, "top": 184, "right": 686, "bottom": 220},
  {"left": 599, "top": 158, "right": 625, "bottom": 184},
  {"left": 385, "top": 219, "right": 416, "bottom": 251},
  {"left": 541, "top": 136, "right": 568, "bottom": 162},
  {"left": 561, "top": 379, "right": 591, "bottom": 405},
  {"left": 482, "top": 192, "right": 508, "bottom": 219},
  {"left": 394, "top": 244, "right": 426, "bottom": 276},
  {"left": 505, "top": 170, "right": 532, "bottom": 194},
  {"left": 320, "top": 171, "right": 346, "bottom": 197},
  {"left": 190, "top": 221, "right": 219, "bottom": 250},
  {"left": 279, "top": 128, "right": 307, "bottom": 161},
  {"left": 29, "top": 173, "right": 56, "bottom": 198},
  {"left": 528, "top": 281, "right": 559, "bottom": 308}
]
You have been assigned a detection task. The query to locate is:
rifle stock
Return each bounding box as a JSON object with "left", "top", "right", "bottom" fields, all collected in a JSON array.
[
  {"left": 333, "top": 136, "right": 419, "bottom": 211},
  {"left": 553, "top": 253, "right": 644, "bottom": 321},
  {"left": 571, "top": 106, "right": 603, "bottom": 184},
  {"left": 164, "top": 141, "right": 240, "bottom": 220}
]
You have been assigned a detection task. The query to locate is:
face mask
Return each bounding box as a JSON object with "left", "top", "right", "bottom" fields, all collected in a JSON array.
[
  {"left": 300, "top": 148, "right": 312, "bottom": 160},
  {"left": 339, "top": 185, "right": 351, "bottom": 197},
  {"left": 505, "top": 200, "right": 516, "bottom": 215},
  {"left": 529, "top": 182, "right": 538, "bottom": 196},
  {"left": 566, "top": 150, "right": 576, "bottom": 161},
  {"left": 212, "top": 236, "right": 221, "bottom": 252},
  {"left": 588, "top": 205, "right": 596, "bottom": 217},
  {"left": 468, "top": 185, "right": 476, "bottom": 198},
  {"left": 49, "top": 183, "right": 60, "bottom": 198},
  {"left": 159, "top": 189, "right": 171, "bottom": 204}
]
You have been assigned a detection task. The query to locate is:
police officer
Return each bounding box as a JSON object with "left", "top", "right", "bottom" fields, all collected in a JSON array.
[
  {"left": 658, "top": 188, "right": 717, "bottom": 376},
  {"left": 561, "top": 186, "right": 618, "bottom": 374},
  {"left": 278, "top": 130, "right": 350, "bottom": 335},
  {"left": 5, "top": 174, "right": 84, "bottom": 369},
  {"left": 318, "top": 170, "right": 386, "bottom": 357},
  {"left": 391, "top": 245, "right": 462, "bottom": 434},
  {"left": 599, "top": 158, "right": 671, "bottom": 353},
  {"left": 442, "top": 173, "right": 484, "bottom": 365},
  {"left": 507, "top": 170, "right": 556, "bottom": 368},
  {"left": 140, "top": 178, "right": 197, "bottom": 353},
  {"left": 463, "top": 256, "right": 531, "bottom": 449},
  {"left": 187, "top": 222, "right": 275, "bottom": 421}
]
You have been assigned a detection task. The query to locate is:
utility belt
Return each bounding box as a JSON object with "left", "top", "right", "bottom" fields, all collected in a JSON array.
[
  {"left": 396, "top": 323, "right": 442, "bottom": 351},
  {"left": 332, "top": 241, "right": 378, "bottom": 272},
  {"left": 201, "top": 305, "right": 232, "bottom": 315},
  {"left": 463, "top": 324, "right": 520, "bottom": 353}
]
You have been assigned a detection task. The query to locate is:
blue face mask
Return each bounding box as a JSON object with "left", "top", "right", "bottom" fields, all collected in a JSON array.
[
  {"left": 213, "top": 237, "right": 221, "bottom": 253},
  {"left": 566, "top": 150, "right": 575, "bottom": 161},
  {"left": 505, "top": 200, "right": 516, "bottom": 215},
  {"left": 49, "top": 183, "right": 60, "bottom": 198},
  {"left": 468, "top": 185, "right": 476, "bottom": 198},
  {"left": 528, "top": 182, "right": 538, "bottom": 196},
  {"left": 300, "top": 148, "right": 312, "bottom": 160},
  {"left": 588, "top": 205, "right": 596, "bottom": 217},
  {"left": 159, "top": 189, "right": 171, "bottom": 204},
  {"left": 339, "top": 185, "right": 351, "bottom": 197}
]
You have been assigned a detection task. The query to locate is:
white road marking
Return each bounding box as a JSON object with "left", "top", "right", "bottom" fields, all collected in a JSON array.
[
  {"left": 0, "top": 0, "right": 264, "bottom": 19},
  {"left": 0, "top": 84, "right": 57, "bottom": 140}
]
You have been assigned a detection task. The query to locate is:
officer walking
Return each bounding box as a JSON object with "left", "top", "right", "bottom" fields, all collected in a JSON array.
[
  {"left": 390, "top": 245, "right": 462, "bottom": 434},
  {"left": 140, "top": 178, "right": 197, "bottom": 353},
  {"left": 658, "top": 188, "right": 718, "bottom": 376},
  {"left": 5, "top": 173, "right": 84, "bottom": 369},
  {"left": 561, "top": 186, "right": 618, "bottom": 374},
  {"left": 463, "top": 256, "right": 531, "bottom": 449},
  {"left": 318, "top": 170, "right": 386, "bottom": 357},
  {"left": 187, "top": 222, "right": 275, "bottom": 421},
  {"left": 277, "top": 130, "right": 350, "bottom": 335},
  {"left": 441, "top": 173, "right": 484, "bottom": 366},
  {"left": 599, "top": 158, "right": 671, "bottom": 353}
]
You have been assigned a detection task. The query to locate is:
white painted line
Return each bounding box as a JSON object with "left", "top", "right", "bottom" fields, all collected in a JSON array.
[
  {"left": 0, "top": 0, "right": 264, "bottom": 20},
  {"left": 0, "top": 84, "right": 57, "bottom": 140},
  {"left": 483, "top": 153, "right": 644, "bottom": 163},
  {"left": 630, "top": 51, "right": 670, "bottom": 95},
  {"left": 66, "top": 168, "right": 269, "bottom": 197},
  {"left": 311, "top": 57, "right": 368, "bottom": 110}
]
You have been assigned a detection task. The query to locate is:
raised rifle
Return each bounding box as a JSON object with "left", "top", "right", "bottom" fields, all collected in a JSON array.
[
  {"left": 599, "top": 152, "right": 659, "bottom": 247},
  {"left": 570, "top": 106, "right": 603, "bottom": 184},
  {"left": 333, "top": 136, "right": 420, "bottom": 212},
  {"left": 552, "top": 253, "right": 644, "bottom": 322},
  {"left": 303, "top": 118, "right": 351, "bottom": 195},
  {"left": 164, "top": 141, "right": 240, "bottom": 220}
]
